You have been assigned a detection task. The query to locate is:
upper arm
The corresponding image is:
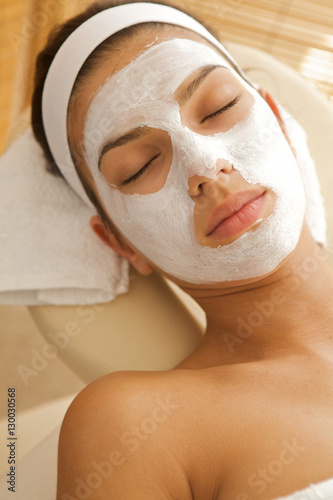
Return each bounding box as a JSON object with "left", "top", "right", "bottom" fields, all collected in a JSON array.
[{"left": 56, "top": 371, "right": 189, "bottom": 500}]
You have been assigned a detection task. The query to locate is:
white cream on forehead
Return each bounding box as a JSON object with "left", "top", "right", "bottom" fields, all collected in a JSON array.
[{"left": 84, "top": 38, "right": 305, "bottom": 284}]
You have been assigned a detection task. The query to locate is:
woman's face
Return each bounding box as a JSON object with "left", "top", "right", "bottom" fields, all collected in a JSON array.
[{"left": 68, "top": 28, "right": 305, "bottom": 286}]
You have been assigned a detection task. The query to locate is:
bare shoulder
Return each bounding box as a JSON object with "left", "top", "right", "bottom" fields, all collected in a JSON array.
[{"left": 56, "top": 370, "right": 192, "bottom": 500}]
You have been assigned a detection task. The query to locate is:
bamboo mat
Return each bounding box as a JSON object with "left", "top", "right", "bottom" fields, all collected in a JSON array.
[{"left": 1, "top": 0, "right": 332, "bottom": 153}]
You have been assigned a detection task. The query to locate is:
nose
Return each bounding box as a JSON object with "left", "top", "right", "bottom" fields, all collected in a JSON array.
[{"left": 188, "top": 159, "right": 233, "bottom": 197}]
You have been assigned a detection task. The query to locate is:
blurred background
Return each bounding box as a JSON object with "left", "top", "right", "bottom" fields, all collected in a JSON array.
[
  {"left": 1, "top": 0, "right": 333, "bottom": 153},
  {"left": 0, "top": 0, "right": 333, "bottom": 450}
]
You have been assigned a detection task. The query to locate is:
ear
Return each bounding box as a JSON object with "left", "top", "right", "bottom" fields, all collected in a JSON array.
[
  {"left": 258, "top": 88, "right": 296, "bottom": 156},
  {"left": 90, "top": 215, "right": 153, "bottom": 276}
]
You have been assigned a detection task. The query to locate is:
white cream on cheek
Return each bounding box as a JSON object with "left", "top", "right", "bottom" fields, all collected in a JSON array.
[{"left": 84, "top": 39, "right": 305, "bottom": 284}]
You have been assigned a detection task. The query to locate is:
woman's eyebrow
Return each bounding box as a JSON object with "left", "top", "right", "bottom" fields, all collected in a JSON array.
[
  {"left": 98, "top": 126, "right": 150, "bottom": 170},
  {"left": 97, "top": 65, "right": 224, "bottom": 169},
  {"left": 176, "top": 64, "right": 225, "bottom": 106}
]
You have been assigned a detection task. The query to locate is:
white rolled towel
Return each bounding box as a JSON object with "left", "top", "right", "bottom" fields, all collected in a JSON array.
[{"left": 0, "top": 129, "right": 129, "bottom": 305}]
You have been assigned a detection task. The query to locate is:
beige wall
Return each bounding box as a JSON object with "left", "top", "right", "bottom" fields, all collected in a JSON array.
[{"left": 1, "top": 0, "right": 332, "bottom": 153}]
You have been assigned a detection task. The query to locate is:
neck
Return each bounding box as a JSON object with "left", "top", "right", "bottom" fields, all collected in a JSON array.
[{"left": 181, "top": 225, "right": 333, "bottom": 365}]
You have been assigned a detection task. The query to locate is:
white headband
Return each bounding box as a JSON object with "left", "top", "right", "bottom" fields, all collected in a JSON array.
[{"left": 42, "top": 2, "right": 247, "bottom": 207}]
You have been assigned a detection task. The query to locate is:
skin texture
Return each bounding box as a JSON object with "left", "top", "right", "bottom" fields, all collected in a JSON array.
[{"left": 57, "top": 26, "right": 333, "bottom": 500}]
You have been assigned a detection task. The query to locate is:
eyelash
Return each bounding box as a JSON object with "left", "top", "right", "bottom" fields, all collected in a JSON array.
[
  {"left": 201, "top": 96, "right": 240, "bottom": 123},
  {"left": 122, "top": 97, "right": 240, "bottom": 185},
  {"left": 123, "top": 153, "right": 161, "bottom": 185}
]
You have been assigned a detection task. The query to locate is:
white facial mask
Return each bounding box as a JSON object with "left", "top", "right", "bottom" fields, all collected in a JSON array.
[{"left": 84, "top": 39, "right": 305, "bottom": 284}]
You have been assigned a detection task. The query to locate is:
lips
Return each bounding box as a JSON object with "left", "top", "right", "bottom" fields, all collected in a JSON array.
[{"left": 205, "top": 189, "right": 266, "bottom": 239}]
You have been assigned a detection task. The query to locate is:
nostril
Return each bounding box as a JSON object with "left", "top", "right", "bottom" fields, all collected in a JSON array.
[
  {"left": 188, "top": 175, "right": 207, "bottom": 197},
  {"left": 217, "top": 159, "right": 233, "bottom": 174}
]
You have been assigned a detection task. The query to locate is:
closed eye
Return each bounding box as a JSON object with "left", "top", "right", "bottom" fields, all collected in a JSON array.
[
  {"left": 201, "top": 96, "right": 240, "bottom": 123},
  {"left": 122, "top": 153, "right": 161, "bottom": 185}
]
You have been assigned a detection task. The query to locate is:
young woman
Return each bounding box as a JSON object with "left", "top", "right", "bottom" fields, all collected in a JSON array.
[{"left": 32, "top": 1, "right": 333, "bottom": 498}]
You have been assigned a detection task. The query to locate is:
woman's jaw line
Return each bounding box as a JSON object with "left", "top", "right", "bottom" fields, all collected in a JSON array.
[
  {"left": 165, "top": 222, "right": 313, "bottom": 300},
  {"left": 90, "top": 176, "right": 279, "bottom": 294}
]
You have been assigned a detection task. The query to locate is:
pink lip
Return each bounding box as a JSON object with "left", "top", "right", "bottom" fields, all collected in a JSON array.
[{"left": 205, "top": 189, "right": 266, "bottom": 239}]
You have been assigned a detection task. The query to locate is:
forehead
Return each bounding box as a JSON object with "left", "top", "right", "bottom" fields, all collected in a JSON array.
[
  {"left": 84, "top": 38, "right": 233, "bottom": 143},
  {"left": 87, "top": 26, "right": 229, "bottom": 94},
  {"left": 69, "top": 27, "right": 231, "bottom": 132},
  {"left": 92, "top": 39, "right": 229, "bottom": 104}
]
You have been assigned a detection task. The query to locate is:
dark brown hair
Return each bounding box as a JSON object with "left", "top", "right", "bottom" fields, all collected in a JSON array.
[{"left": 31, "top": 0, "right": 221, "bottom": 228}]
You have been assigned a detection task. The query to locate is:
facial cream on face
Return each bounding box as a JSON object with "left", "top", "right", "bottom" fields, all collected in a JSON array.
[{"left": 84, "top": 38, "right": 305, "bottom": 284}]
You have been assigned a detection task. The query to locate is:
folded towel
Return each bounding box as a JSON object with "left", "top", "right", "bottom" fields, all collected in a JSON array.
[
  {"left": 274, "top": 477, "right": 333, "bottom": 499},
  {"left": 0, "top": 129, "right": 129, "bottom": 305},
  {"left": 278, "top": 104, "right": 327, "bottom": 247},
  {"left": 0, "top": 107, "right": 326, "bottom": 306}
]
